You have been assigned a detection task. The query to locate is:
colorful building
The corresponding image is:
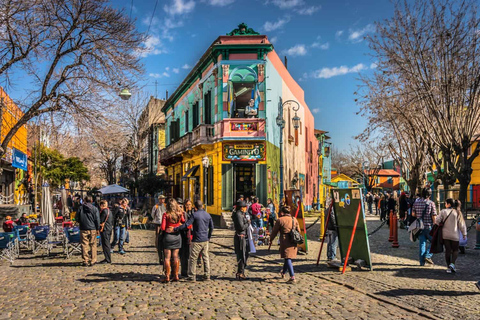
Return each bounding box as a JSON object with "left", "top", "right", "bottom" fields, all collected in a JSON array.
[
  {"left": 367, "top": 169, "right": 401, "bottom": 191},
  {"left": 0, "top": 87, "right": 28, "bottom": 204},
  {"left": 160, "top": 23, "right": 319, "bottom": 220}
]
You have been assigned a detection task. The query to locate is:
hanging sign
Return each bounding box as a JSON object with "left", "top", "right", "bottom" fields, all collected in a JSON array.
[
  {"left": 231, "top": 122, "right": 258, "bottom": 132},
  {"left": 223, "top": 142, "right": 266, "bottom": 161},
  {"left": 12, "top": 148, "right": 27, "bottom": 171}
]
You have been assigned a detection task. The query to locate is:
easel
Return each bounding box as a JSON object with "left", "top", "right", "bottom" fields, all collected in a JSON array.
[{"left": 316, "top": 201, "right": 333, "bottom": 266}]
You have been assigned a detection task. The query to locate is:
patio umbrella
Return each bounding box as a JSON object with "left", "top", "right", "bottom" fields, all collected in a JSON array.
[
  {"left": 98, "top": 184, "right": 129, "bottom": 195},
  {"left": 60, "top": 188, "right": 69, "bottom": 216},
  {"left": 40, "top": 183, "right": 55, "bottom": 227}
]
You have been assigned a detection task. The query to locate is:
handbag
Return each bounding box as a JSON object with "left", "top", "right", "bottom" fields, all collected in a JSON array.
[
  {"left": 429, "top": 210, "right": 452, "bottom": 254},
  {"left": 289, "top": 216, "right": 304, "bottom": 245}
]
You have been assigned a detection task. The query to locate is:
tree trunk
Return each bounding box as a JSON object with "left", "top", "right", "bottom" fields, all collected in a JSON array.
[{"left": 458, "top": 172, "right": 471, "bottom": 214}]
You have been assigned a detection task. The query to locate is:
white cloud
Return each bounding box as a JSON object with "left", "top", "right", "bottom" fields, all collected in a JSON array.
[
  {"left": 269, "top": 36, "right": 278, "bottom": 44},
  {"left": 164, "top": 0, "right": 195, "bottom": 16},
  {"left": 312, "top": 108, "right": 320, "bottom": 114},
  {"left": 182, "top": 64, "right": 191, "bottom": 69},
  {"left": 311, "top": 42, "right": 329, "bottom": 50},
  {"left": 335, "top": 30, "right": 344, "bottom": 40},
  {"left": 270, "top": 0, "right": 304, "bottom": 9},
  {"left": 203, "top": 0, "right": 235, "bottom": 6},
  {"left": 138, "top": 35, "right": 166, "bottom": 58},
  {"left": 165, "top": 67, "right": 170, "bottom": 71},
  {"left": 283, "top": 44, "right": 307, "bottom": 57},
  {"left": 348, "top": 24, "right": 375, "bottom": 42},
  {"left": 296, "top": 5, "right": 320, "bottom": 15},
  {"left": 370, "top": 62, "right": 378, "bottom": 69},
  {"left": 173, "top": 68, "right": 180, "bottom": 74},
  {"left": 149, "top": 72, "right": 170, "bottom": 78},
  {"left": 263, "top": 16, "right": 290, "bottom": 32},
  {"left": 311, "top": 63, "right": 369, "bottom": 79}
]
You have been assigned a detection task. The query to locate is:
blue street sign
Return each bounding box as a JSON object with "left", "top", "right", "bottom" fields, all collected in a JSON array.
[{"left": 12, "top": 148, "right": 27, "bottom": 171}]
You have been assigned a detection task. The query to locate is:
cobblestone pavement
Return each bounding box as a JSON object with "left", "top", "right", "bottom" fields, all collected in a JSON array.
[{"left": 0, "top": 226, "right": 433, "bottom": 320}]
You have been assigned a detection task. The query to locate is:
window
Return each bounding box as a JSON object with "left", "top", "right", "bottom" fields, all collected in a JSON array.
[
  {"left": 204, "top": 91, "right": 212, "bottom": 124},
  {"left": 387, "top": 176, "right": 393, "bottom": 184},
  {"left": 169, "top": 120, "right": 180, "bottom": 144},
  {"left": 185, "top": 110, "right": 189, "bottom": 133},
  {"left": 193, "top": 102, "right": 199, "bottom": 128}
]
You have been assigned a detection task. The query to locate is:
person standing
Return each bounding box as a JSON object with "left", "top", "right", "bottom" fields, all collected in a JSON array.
[
  {"left": 374, "top": 193, "right": 380, "bottom": 215},
  {"left": 232, "top": 200, "right": 249, "bottom": 280},
  {"left": 76, "top": 196, "right": 100, "bottom": 267},
  {"left": 152, "top": 195, "right": 166, "bottom": 257},
  {"left": 98, "top": 200, "right": 113, "bottom": 264},
  {"left": 112, "top": 200, "right": 128, "bottom": 255},
  {"left": 380, "top": 193, "right": 388, "bottom": 221},
  {"left": 399, "top": 192, "right": 408, "bottom": 229},
  {"left": 366, "top": 192, "right": 373, "bottom": 215},
  {"left": 269, "top": 206, "right": 301, "bottom": 283},
  {"left": 161, "top": 198, "right": 185, "bottom": 283},
  {"left": 123, "top": 198, "right": 132, "bottom": 245},
  {"left": 175, "top": 200, "right": 214, "bottom": 281},
  {"left": 434, "top": 199, "right": 466, "bottom": 273},
  {"left": 387, "top": 193, "right": 397, "bottom": 226},
  {"left": 412, "top": 188, "right": 437, "bottom": 266},
  {"left": 267, "top": 198, "right": 276, "bottom": 231},
  {"left": 326, "top": 199, "right": 338, "bottom": 261},
  {"left": 180, "top": 199, "right": 194, "bottom": 277}
]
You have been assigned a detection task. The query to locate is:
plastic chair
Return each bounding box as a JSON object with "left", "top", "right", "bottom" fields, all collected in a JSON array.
[
  {"left": 64, "top": 227, "right": 82, "bottom": 258},
  {"left": 31, "top": 226, "right": 51, "bottom": 255},
  {"left": 0, "top": 232, "right": 16, "bottom": 263}
]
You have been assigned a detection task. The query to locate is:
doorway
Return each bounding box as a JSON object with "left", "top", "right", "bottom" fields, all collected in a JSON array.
[{"left": 233, "top": 163, "right": 256, "bottom": 201}]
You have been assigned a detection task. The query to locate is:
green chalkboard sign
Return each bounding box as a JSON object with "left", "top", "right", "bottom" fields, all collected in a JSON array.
[{"left": 331, "top": 188, "right": 372, "bottom": 270}]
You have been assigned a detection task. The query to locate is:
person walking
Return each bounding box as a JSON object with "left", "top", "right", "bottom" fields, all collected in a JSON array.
[
  {"left": 412, "top": 188, "right": 437, "bottom": 266},
  {"left": 267, "top": 198, "right": 276, "bottom": 231},
  {"left": 326, "top": 198, "right": 338, "bottom": 261},
  {"left": 399, "top": 192, "right": 408, "bottom": 229},
  {"left": 366, "top": 192, "right": 373, "bottom": 215},
  {"left": 161, "top": 198, "right": 185, "bottom": 283},
  {"left": 387, "top": 193, "right": 397, "bottom": 226},
  {"left": 434, "top": 199, "right": 467, "bottom": 273},
  {"left": 232, "top": 200, "right": 249, "bottom": 280},
  {"left": 380, "top": 193, "right": 388, "bottom": 221},
  {"left": 112, "top": 199, "right": 128, "bottom": 255},
  {"left": 76, "top": 196, "right": 100, "bottom": 267},
  {"left": 98, "top": 200, "right": 113, "bottom": 264},
  {"left": 374, "top": 193, "right": 380, "bottom": 215},
  {"left": 269, "top": 206, "right": 301, "bottom": 283},
  {"left": 152, "top": 195, "right": 166, "bottom": 258},
  {"left": 175, "top": 200, "right": 214, "bottom": 281},
  {"left": 123, "top": 198, "right": 132, "bottom": 245}
]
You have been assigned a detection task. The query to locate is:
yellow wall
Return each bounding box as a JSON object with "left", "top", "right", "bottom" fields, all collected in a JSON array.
[
  {"left": 0, "top": 87, "right": 28, "bottom": 154},
  {"left": 470, "top": 141, "right": 480, "bottom": 185}
]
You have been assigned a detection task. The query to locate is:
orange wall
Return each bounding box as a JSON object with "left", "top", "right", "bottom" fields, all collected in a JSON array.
[
  {"left": 373, "top": 176, "right": 400, "bottom": 190},
  {"left": 0, "top": 87, "right": 27, "bottom": 154}
]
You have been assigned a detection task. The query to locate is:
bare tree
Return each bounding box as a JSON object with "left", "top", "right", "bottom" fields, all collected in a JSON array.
[
  {"left": 359, "top": 0, "right": 480, "bottom": 206},
  {"left": 0, "top": 0, "right": 144, "bottom": 157}
]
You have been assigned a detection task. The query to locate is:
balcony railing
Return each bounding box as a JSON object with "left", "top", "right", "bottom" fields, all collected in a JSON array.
[
  {"left": 192, "top": 124, "right": 215, "bottom": 146},
  {"left": 160, "top": 124, "right": 215, "bottom": 162}
]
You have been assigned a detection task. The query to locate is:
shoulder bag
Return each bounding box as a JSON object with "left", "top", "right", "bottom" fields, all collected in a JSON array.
[
  {"left": 289, "top": 216, "right": 304, "bottom": 245},
  {"left": 429, "top": 210, "right": 452, "bottom": 254}
]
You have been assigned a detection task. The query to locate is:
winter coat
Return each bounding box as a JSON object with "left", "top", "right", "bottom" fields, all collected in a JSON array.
[
  {"left": 270, "top": 215, "right": 301, "bottom": 259},
  {"left": 76, "top": 203, "right": 100, "bottom": 231}
]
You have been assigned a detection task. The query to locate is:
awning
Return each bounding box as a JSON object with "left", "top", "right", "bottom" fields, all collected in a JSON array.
[{"left": 181, "top": 165, "right": 199, "bottom": 181}]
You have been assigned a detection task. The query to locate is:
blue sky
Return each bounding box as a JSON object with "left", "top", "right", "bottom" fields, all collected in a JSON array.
[{"left": 116, "top": 0, "right": 397, "bottom": 150}]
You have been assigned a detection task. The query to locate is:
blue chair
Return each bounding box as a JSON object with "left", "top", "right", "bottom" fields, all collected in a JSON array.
[
  {"left": 0, "top": 232, "right": 16, "bottom": 264},
  {"left": 31, "top": 226, "right": 51, "bottom": 255},
  {"left": 64, "top": 227, "right": 81, "bottom": 258},
  {"left": 13, "top": 225, "right": 30, "bottom": 253}
]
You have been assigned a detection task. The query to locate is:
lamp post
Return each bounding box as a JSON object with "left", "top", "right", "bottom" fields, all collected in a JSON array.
[
  {"left": 202, "top": 156, "right": 209, "bottom": 212},
  {"left": 317, "top": 146, "right": 322, "bottom": 211},
  {"left": 276, "top": 99, "right": 300, "bottom": 204},
  {"left": 362, "top": 161, "right": 369, "bottom": 196}
]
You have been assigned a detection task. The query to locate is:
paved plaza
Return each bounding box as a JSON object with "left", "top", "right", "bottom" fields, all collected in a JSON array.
[{"left": 0, "top": 216, "right": 479, "bottom": 319}]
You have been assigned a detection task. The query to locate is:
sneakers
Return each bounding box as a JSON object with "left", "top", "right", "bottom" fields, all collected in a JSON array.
[
  {"left": 446, "top": 268, "right": 452, "bottom": 274},
  {"left": 449, "top": 263, "right": 456, "bottom": 273},
  {"left": 119, "top": 250, "right": 126, "bottom": 255},
  {"left": 425, "top": 258, "right": 434, "bottom": 265}
]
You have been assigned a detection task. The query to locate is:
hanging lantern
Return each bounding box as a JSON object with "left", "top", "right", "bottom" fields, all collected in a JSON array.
[{"left": 119, "top": 88, "right": 132, "bottom": 100}]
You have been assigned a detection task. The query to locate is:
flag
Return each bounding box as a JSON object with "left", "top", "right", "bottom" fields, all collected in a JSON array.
[
  {"left": 228, "top": 81, "right": 234, "bottom": 116},
  {"left": 252, "top": 83, "right": 261, "bottom": 111}
]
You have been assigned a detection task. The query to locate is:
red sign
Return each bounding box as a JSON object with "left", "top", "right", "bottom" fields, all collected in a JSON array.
[{"left": 230, "top": 122, "right": 258, "bottom": 131}]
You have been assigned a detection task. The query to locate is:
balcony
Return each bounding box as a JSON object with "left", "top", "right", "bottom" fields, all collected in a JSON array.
[
  {"left": 160, "top": 124, "right": 215, "bottom": 164},
  {"left": 216, "top": 118, "right": 266, "bottom": 139}
]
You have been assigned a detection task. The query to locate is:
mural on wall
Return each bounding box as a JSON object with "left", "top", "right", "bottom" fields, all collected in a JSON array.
[
  {"left": 299, "top": 173, "right": 306, "bottom": 199},
  {"left": 231, "top": 122, "right": 258, "bottom": 131},
  {"left": 222, "top": 142, "right": 266, "bottom": 161}
]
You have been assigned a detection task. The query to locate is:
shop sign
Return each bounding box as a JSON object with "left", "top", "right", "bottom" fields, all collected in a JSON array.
[
  {"left": 223, "top": 142, "right": 266, "bottom": 161},
  {"left": 12, "top": 148, "right": 27, "bottom": 171},
  {"left": 231, "top": 122, "right": 258, "bottom": 132}
]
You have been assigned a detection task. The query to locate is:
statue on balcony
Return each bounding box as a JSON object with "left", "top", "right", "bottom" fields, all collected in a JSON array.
[
  {"left": 245, "top": 98, "right": 257, "bottom": 118},
  {"left": 227, "top": 23, "right": 260, "bottom": 36},
  {"left": 291, "top": 171, "right": 299, "bottom": 189}
]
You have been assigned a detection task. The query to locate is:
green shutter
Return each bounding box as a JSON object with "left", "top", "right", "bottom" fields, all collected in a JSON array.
[
  {"left": 222, "top": 164, "right": 233, "bottom": 210},
  {"left": 256, "top": 164, "right": 267, "bottom": 205}
]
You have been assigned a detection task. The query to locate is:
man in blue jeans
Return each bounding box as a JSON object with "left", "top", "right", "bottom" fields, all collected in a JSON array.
[
  {"left": 111, "top": 199, "right": 129, "bottom": 254},
  {"left": 412, "top": 188, "right": 437, "bottom": 266}
]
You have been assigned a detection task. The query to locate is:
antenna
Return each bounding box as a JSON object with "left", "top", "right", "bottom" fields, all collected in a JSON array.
[{"left": 155, "top": 80, "right": 158, "bottom": 99}]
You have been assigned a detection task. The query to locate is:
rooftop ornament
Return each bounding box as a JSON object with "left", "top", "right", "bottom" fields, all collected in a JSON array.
[{"left": 227, "top": 23, "right": 260, "bottom": 36}]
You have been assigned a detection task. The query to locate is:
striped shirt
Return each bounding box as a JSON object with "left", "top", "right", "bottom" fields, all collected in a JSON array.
[{"left": 412, "top": 198, "right": 437, "bottom": 228}]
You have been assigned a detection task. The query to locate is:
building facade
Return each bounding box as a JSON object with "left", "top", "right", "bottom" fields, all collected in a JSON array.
[
  {"left": 0, "top": 87, "right": 28, "bottom": 204},
  {"left": 160, "top": 24, "right": 319, "bottom": 217}
]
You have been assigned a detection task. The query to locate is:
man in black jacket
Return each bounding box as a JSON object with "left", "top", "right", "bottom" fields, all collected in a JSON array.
[
  {"left": 112, "top": 199, "right": 129, "bottom": 255},
  {"left": 232, "top": 200, "right": 249, "bottom": 280},
  {"left": 98, "top": 200, "right": 113, "bottom": 264},
  {"left": 76, "top": 196, "right": 100, "bottom": 266}
]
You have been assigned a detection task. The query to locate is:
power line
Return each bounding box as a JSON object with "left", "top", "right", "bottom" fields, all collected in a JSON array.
[
  {"left": 146, "top": 0, "right": 159, "bottom": 37},
  {"left": 129, "top": 0, "right": 134, "bottom": 20}
]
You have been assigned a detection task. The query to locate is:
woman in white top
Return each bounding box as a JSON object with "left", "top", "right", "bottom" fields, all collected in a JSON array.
[
  {"left": 152, "top": 195, "right": 166, "bottom": 250},
  {"left": 435, "top": 199, "right": 467, "bottom": 273}
]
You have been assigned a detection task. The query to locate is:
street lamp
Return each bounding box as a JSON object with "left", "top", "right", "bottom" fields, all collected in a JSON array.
[
  {"left": 202, "top": 156, "right": 209, "bottom": 211},
  {"left": 119, "top": 88, "right": 132, "bottom": 100},
  {"left": 277, "top": 99, "right": 300, "bottom": 204},
  {"left": 362, "top": 161, "right": 369, "bottom": 196},
  {"left": 317, "top": 146, "right": 322, "bottom": 211}
]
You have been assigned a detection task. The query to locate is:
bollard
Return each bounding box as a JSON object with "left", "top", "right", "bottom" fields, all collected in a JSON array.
[
  {"left": 392, "top": 213, "right": 399, "bottom": 248},
  {"left": 475, "top": 217, "right": 480, "bottom": 250},
  {"left": 388, "top": 210, "right": 394, "bottom": 242},
  {"left": 318, "top": 209, "right": 325, "bottom": 240}
]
